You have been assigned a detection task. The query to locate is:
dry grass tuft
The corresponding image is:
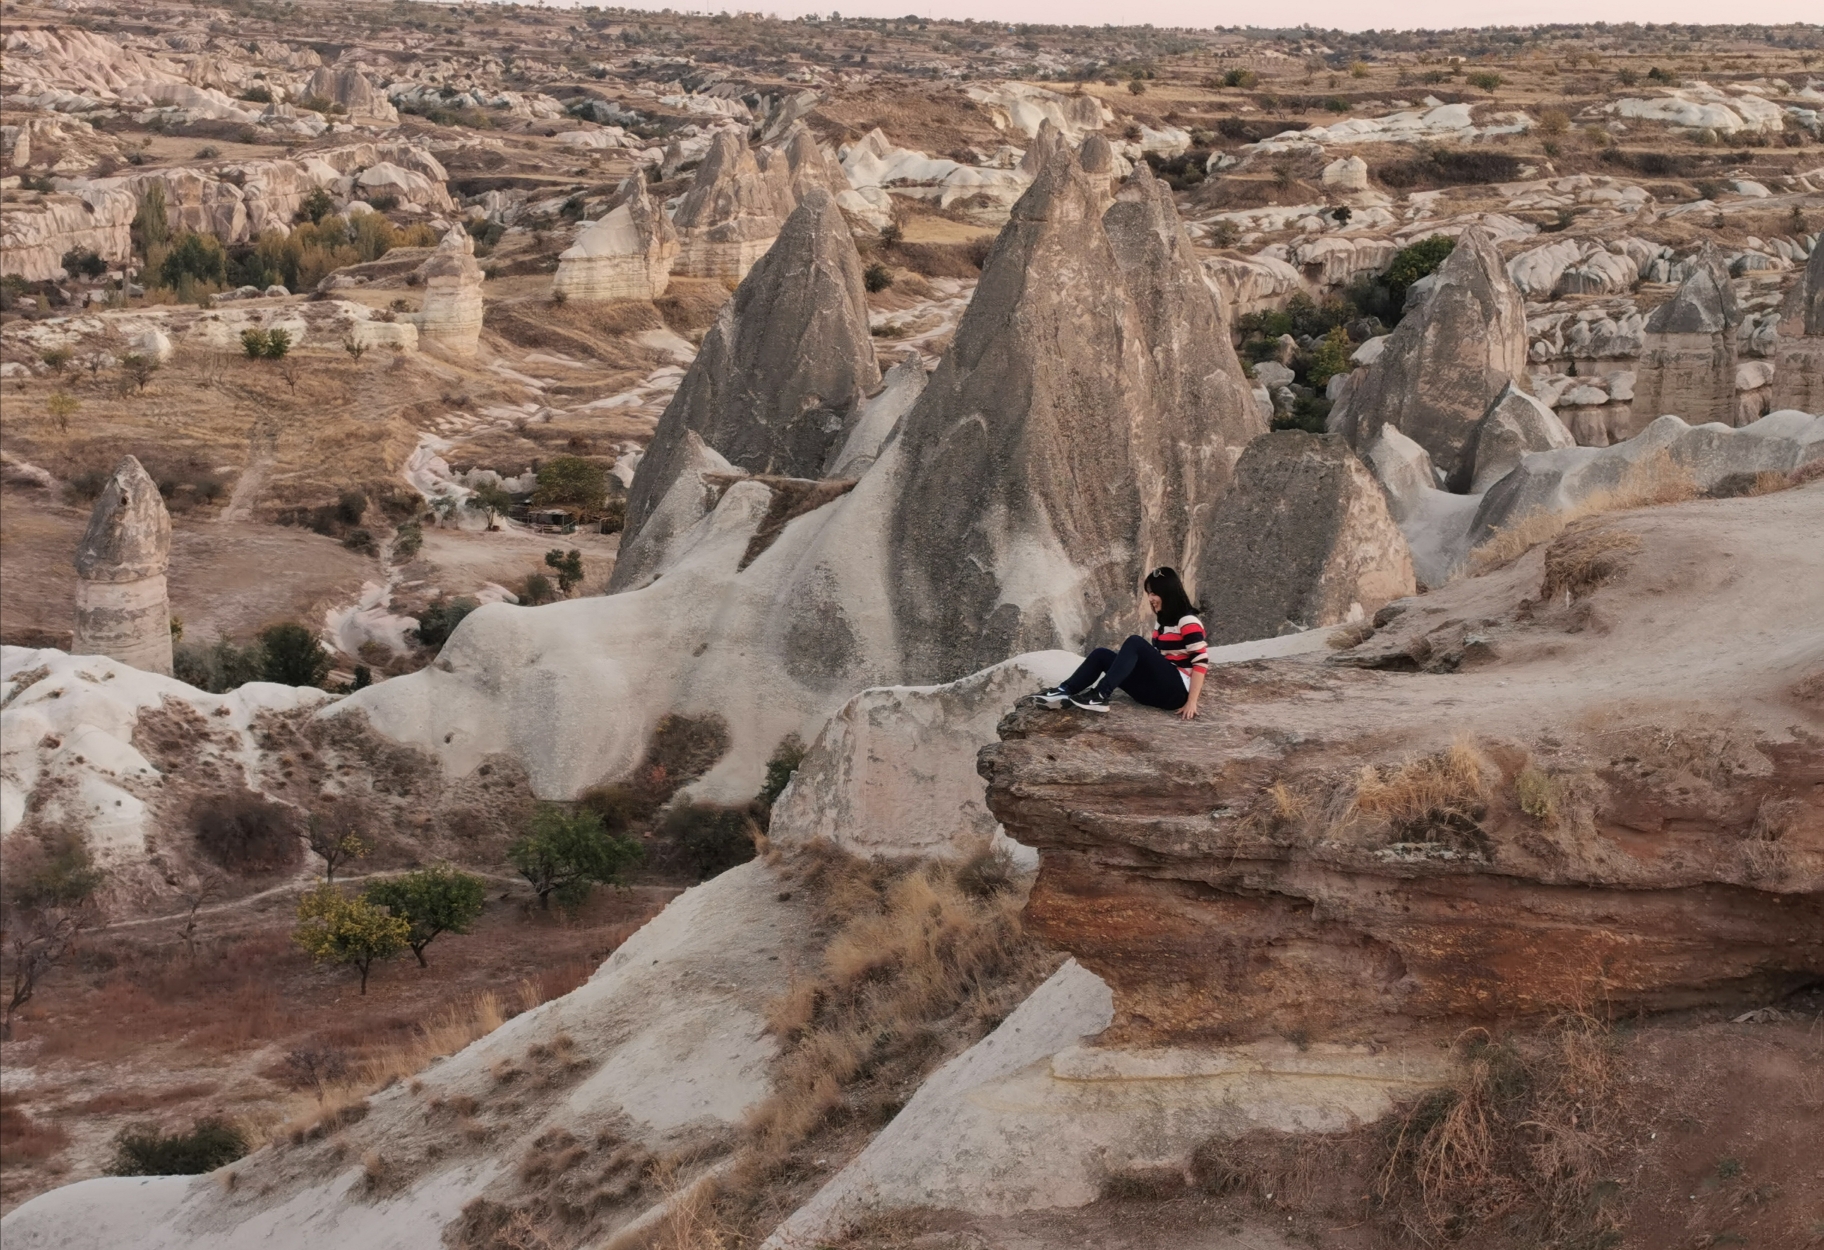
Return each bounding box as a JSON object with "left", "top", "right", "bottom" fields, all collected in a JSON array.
[
  {"left": 1516, "top": 766, "right": 1560, "bottom": 825},
  {"left": 1326, "top": 619, "right": 1377, "bottom": 650},
  {"left": 0, "top": 1103, "right": 73, "bottom": 1165},
  {"left": 1470, "top": 450, "right": 1696, "bottom": 574},
  {"left": 1350, "top": 740, "right": 1492, "bottom": 847},
  {"left": 1374, "top": 1012, "right": 1624, "bottom": 1245},
  {"left": 1538, "top": 525, "right": 1644, "bottom": 603}
]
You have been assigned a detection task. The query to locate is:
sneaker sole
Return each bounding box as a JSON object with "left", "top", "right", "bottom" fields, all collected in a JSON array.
[
  {"left": 1033, "top": 693, "right": 1071, "bottom": 708},
  {"left": 1068, "top": 698, "right": 1110, "bottom": 713}
]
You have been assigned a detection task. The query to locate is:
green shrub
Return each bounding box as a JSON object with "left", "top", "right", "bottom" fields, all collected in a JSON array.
[
  {"left": 240, "top": 328, "right": 271, "bottom": 359},
  {"left": 508, "top": 804, "right": 644, "bottom": 910},
  {"left": 1222, "top": 68, "right": 1258, "bottom": 89},
  {"left": 131, "top": 184, "right": 169, "bottom": 256},
  {"left": 258, "top": 621, "right": 331, "bottom": 688},
  {"left": 657, "top": 803, "right": 757, "bottom": 880},
  {"left": 520, "top": 572, "right": 556, "bottom": 605},
  {"left": 1305, "top": 326, "right": 1354, "bottom": 391},
  {"left": 158, "top": 231, "right": 226, "bottom": 288},
  {"left": 298, "top": 186, "right": 335, "bottom": 224},
  {"left": 335, "top": 490, "right": 367, "bottom": 525},
  {"left": 757, "top": 734, "right": 807, "bottom": 810},
  {"left": 392, "top": 520, "right": 423, "bottom": 561},
  {"left": 544, "top": 548, "right": 584, "bottom": 594},
  {"left": 1466, "top": 70, "right": 1502, "bottom": 92},
  {"left": 863, "top": 262, "right": 894, "bottom": 293},
  {"left": 413, "top": 597, "right": 476, "bottom": 650},
  {"left": 61, "top": 248, "right": 107, "bottom": 279},
  {"left": 4, "top": 830, "right": 103, "bottom": 909},
  {"left": 261, "top": 328, "right": 291, "bottom": 359},
  {"left": 531, "top": 455, "right": 607, "bottom": 517},
  {"left": 112, "top": 1118, "right": 247, "bottom": 1176},
  {"left": 173, "top": 636, "right": 266, "bottom": 692}
]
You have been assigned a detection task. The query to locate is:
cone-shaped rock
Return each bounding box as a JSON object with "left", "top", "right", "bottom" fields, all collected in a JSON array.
[
  {"left": 1328, "top": 226, "right": 1529, "bottom": 482},
  {"left": 1195, "top": 431, "right": 1415, "bottom": 645},
  {"left": 887, "top": 128, "right": 1157, "bottom": 680},
  {"left": 614, "top": 188, "right": 879, "bottom": 581},
  {"left": 552, "top": 177, "right": 679, "bottom": 303},
  {"left": 413, "top": 227, "right": 484, "bottom": 354},
  {"left": 1772, "top": 243, "right": 1823, "bottom": 414},
  {"left": 672, "top": 131, "right": 790, "bottom": 281},
  {"left": 1078, "top": 132, "right": 1119, "bottom": 209},
  {"left": 72, "top": 456, "right": 174, "bottom": 675},
  {"left": 1632, "top": 246, "right": 1741, "bottom": 424},
  {"left": 777, "top": 121, "right": 848, "bottom": 203},
  {"left": 1103, "top": 161, "right": 1267, "bottom": 585},
  {"left": 1450, "top": 380, "right": 1577, "bottom": 494}
]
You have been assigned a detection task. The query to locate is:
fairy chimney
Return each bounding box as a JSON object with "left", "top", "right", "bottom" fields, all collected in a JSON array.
[{"left": 72, "top": 456, "right": 174, "bottom": 675}]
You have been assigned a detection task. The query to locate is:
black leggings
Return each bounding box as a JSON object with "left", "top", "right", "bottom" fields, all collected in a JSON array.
[{"left": 1060, "top": 636, "right": 1188, "bottom": 710}]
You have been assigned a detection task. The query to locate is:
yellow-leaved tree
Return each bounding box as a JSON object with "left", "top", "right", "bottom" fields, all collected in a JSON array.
[{"left": 292, "top": 884, "right": 409, "bottom": 995}]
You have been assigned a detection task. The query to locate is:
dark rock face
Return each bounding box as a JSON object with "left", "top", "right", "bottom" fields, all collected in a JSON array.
[
  {"left": 1772, "top": 242, "right": 1824, "bottom": 414},
  {"left": 1328, "top": 227, "right": 1530, "bottom": 483},
  {"left": 1633, "top": 248, "right": 1742, "bottom": 424},
  {"left": 615, "top": 188, "right": 878, "bottom": 575},
  {"left": 1193, "top": 431, "right": 1414, "bottom": 645},
  {"left": 887, "top": 134, "right": 1260, "bottom": 681},
  {"left": 981, "top": 489, "right": 1824, "bottom": 1047}
]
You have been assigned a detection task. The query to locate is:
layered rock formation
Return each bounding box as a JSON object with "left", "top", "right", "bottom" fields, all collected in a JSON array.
[
  {"left": 1328, "top": 227, "right": 1530, "bottom": 481},
  {"left": 551, "top": 176, "right": 678, "bottom": 303},
  {"left": 984, "top": 485, "right": 1824, "bottom": 1047},
  {"left": 1631, "top": 247, "right": 1742, "bottom": 424},
  {"left": 888, "top": 130, "right": 1263, "bottom": 680},
  {"left": 615, "top": 187, "right": 879, "bottom": 573},
  {"left": 411, "top": 227, "right": 484, "bottom": 355},
  {"left": 671, "top": 130, "right": 791, "bottom": 282},
  {"left": 70, "top": 457, "right": 173, "bottom": 676},
  {"left": 1194, "top": 431, "right": 1415, "bottom": 644},
  {"left": 1772, "top": 242, "right": 1824, "bottom": 414},
  {"left": 1450, "top": 381, "right": 1578, "bottom": 494}
]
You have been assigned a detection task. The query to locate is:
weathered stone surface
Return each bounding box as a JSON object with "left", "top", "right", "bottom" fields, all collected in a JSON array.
[
  {"left": 1471, "top": 411, "right": 1824, "bottom": 545},
  {"left": 671, "top": 130, "right": 789, "bottom": 282},
  {"left": 1632, "top": 248, "right": 1741, "bottom": 424},
  {"left": 1194, "top": 431, "right": 1415, "bottom": 645},
  {"left": 1328, "top": 227, "right": 1530, "bottom": 482},
  {"left": 616, "top": 188, "right": 878, "bottom": 572},
  {"left": 551, "top": 176, "right": 678, "bottom": 303},
  {"left": 775, "top": 120, "right": 846, "bottom": 202},
  {"left": 983, "top": 488, "right": 1824, "bottom": 1048},
  {"left": 1363, "top": 422, "right": 1436, "bottom": 521},
  {"left": 1772, "top": 242, "right": 1824, "bottom": 414},
  {"left": 768, "top": 651, "right": 1078, "bottom": 862},
  {"left": 302, "top": 65, "right": 397, "bottom": 125},
  {"left": 1452, "top": 381, "right": 1578, "bottom": 494},
  {"left": 1320, "top": 154, "right": 1369, "bottom": 191},
  {"left": 71, "top": 456, "right": 173, "bottom": 676},
  {"left": 1077, "top": 132, "right": 1119, "bottom": 207},
  {"left": 887, "top": 132, "right": 1260, "bottom": 680},
  {"left": 411, "top": 227, "right": 484, "bottom": 355}
]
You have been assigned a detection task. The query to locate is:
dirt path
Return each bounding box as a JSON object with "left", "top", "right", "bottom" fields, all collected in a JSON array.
[
  {"left": 218, "top": 415, "right": 279, "bottom": 524},
  {"left": 98, "top": 867, "right": 536, "bottom": 934}
]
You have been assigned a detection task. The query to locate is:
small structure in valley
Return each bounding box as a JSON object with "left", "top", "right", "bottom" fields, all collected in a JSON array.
[{"left": 72, "top": 456, "right": 174, "bottom": 675}]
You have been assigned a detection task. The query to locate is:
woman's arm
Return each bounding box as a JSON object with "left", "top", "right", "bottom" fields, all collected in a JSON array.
[{"left": 1179, "top": 668, "right": 1205, "bottom": 720}]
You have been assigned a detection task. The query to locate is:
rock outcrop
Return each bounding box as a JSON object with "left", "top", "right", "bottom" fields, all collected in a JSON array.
[
  {"left": 887, "top": 131, "right": 1261, "bottom": 680},
  {"left": 301, "top": 65, "right": 398, "bottom": 125},
  {"left": 671, "top": 130, "right": 791, "bottom": 282},
  {"left": 1772, "top": 242, "right": 1824, "bottom": 414},
  {"left": 411, "top": 227, "right": 484, "bottom": 354},
  {"left": 615, "top": 188, "right": 879, "bottom": 570},
  {"left": 1193, "top": 431, "right": 1415, "bottom": 644},
  {"left": 1631, "top": 247, "right": 1742, "bottom": 425},
  {"left": 551, "top": 176, "right": 678, "bottom": 303},
  {"left": 1451, "top": 381, "right": 1578, "bottom": 494},
  {"left": 1077, "top": 132, "right": 1120, "bottom": 208},
  {"left": 1328, "top": 227, "right": 1530, "bottom": 481},
  {"left": 1470, "top": 410, "right": 1824, "bottom": 545},
  {"left": 774, "top": 120, "right": 846, "bottom": 201},
  {"left": 984, "top": 485, "right": 1824, "bottom": 1048},
  {"left": 70, "top": 457, "right": 173, "bottom": 676}
]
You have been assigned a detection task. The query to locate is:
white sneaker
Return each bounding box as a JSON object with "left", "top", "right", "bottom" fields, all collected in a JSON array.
[{"left": 1034, "top": 686, "right": 1072, "bottom": 708}]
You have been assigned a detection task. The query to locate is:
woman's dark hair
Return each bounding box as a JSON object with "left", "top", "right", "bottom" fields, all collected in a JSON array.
[{"left": 1143, "top": 566, "right": 1197, "bottom": 626}]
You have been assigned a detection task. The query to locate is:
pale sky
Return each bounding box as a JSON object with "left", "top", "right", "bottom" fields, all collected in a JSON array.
[{"left": 535, "top": 1, "right": 1822, "bottom": 32}]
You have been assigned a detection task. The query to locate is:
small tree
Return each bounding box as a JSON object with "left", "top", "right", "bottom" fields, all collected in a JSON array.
[
  {"left": 131, "top": 183, "right": 170, "bottom": 256},
  {"left": 259, "top": 621, "right": 332, "bottom": 687},
  {"left": 298, "top": 186, "right": 335, "bottom": 224},
  {"left": 508, "top": 804, "right": 643, "bottom": 911},
  {"left": 240, "top": 328, "right": 270, "bottom": 359},
  {"left": 863, "top": 262, "right": 893, "bottom": 293},
  {"left": 342, "top": 334, "right": 368, "bottom": 361},
  {"left": 47, "top": 390, "right": 78, "bottom": 434},
  {"left": 262, "top": 328, "right": 292, "bottom": 359},
  {"left": 292, "top": 884, "right": 409, "bottom": 994},
  {"left": 120, "top": 352, "right": 158, "bottom": 394},
  {"left": 40, "top": 346, "right": 72, "bottom": 375},
  {"left": 544, "top": 548, "right": 584, "bottom": 595},
  {"left": 531, "top": 455, "right": 607, "bottom": 518},
  {"left": 364, "top": 865, "right": 486, "bottom": 967},
  {"left": 277, "top": 355, "right": 302, "bottom": 394},
  {"left": 306, "top": 802, "right": 370, "bottom": 884}
]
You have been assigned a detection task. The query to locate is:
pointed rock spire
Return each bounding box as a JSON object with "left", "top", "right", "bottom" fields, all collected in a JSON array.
[
  {"left": 413, "top": 227, "right": 484, "bottom": 354},
  {"left": 672, "top": 130, "right": 789, "bottom": 281},
  {"left": 1328, "top": 225, "right": 1529, "bottom": 484},
  {"left": 1634, "top": 244, "right": 1743, "bottom": 424},
  {"left": 73, "top": 456, "right": 174, "bottom": 675},
  {"left": 614, "top": 188, "right": 879, "bottom": 582},
  {"left": 1104, "top": 159, "right": 1266, "bottom": 591}
]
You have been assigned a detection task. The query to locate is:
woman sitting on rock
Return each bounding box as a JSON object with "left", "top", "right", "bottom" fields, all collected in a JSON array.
[{"left": 1037, "top": 567, "right": 1208, "bottom": 719}]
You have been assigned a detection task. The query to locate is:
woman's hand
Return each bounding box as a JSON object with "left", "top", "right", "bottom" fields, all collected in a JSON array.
[{"left": 1179, "top": 669, "right": 1205, "bottom": 721}]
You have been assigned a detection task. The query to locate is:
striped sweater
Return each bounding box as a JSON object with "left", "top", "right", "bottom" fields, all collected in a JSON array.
[{"left": 1152, "top": 614, "right": 1209, "bottom": 686}]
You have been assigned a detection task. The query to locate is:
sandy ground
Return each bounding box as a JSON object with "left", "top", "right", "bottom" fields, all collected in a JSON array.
[{"left": 410, "top": 524, "right": 621, "bottom": 600}]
